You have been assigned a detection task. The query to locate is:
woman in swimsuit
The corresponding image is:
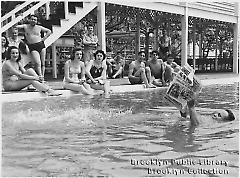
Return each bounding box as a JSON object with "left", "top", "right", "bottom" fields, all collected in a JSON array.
[
  {"left": 63, "top": 48, "right": 94, "bottom": 95},
  {"left": 2, "top": 46, "right": 61, "bottom": 96},
  {"left": 85, "top": 50, "right": 110, "bottom": 95}
]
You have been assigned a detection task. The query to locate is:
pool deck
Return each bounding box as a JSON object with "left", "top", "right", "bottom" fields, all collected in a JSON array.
[{"left": 1, "top": 73, "right": 239, "bottom": 103}]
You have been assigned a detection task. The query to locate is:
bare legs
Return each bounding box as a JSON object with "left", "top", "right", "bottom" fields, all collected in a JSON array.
[
  {"left": 137, "top": 67, "right": 153, "bottom": 88},
  {"left": 31, "top": 51, "right": 42, "bottom": 77},
  {"left": 112, "top": 67, "right": 123, "bottom": 78},
  {"left": 3, "top": 68, "right": 49, "bottom": 92},
  {"left": 63, "top": 83, "right": 94, "bottom": 95},
  {"left": 31, "top": 48, "right": 46, "bottom": 79},
  {"left": 40, "top": 48, "right": 46, "bottom": 77},
  {"left": 89, "top": 80, "right": 110, "bottom": 94}
]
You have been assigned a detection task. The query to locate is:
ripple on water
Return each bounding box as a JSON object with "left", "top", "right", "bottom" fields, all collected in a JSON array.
[{"left": 2, "top": 84, "right": 239, "bottom": 177}]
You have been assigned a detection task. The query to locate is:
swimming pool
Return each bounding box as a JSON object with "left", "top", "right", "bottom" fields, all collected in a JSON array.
[{"left": 2, "top": 83, "right": 239, "bottom": 177}]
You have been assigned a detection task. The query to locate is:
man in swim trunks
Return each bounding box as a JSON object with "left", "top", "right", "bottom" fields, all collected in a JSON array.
[
  {"left": 16, "top": 14, "right": 51, "bottom": 80},
  {"left": 128, "top": 51, "right": 155, "bottom": 88},
  {"left": 146, "top": 50, "right": 167, "bottom": 87}
]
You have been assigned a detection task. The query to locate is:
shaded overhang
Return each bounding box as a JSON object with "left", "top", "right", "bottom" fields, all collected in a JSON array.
[{"left": 106, "top": 1, "right": 238, "bottom": 23}]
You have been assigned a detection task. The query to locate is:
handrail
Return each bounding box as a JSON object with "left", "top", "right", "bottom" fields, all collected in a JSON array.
[
  {"left": 1, "top": 1, "right": 47, "bottom": 33},
  {"left": 1, "top": 1, "right": 34, "bottom": 22}
]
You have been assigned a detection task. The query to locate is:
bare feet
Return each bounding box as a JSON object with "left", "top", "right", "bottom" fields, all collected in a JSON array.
[
  {"left": 146, "top": 84, "right": 156, "bottom": 88},
  {"left": 46, "top": 89, "right": 62, "bottom": 96}
]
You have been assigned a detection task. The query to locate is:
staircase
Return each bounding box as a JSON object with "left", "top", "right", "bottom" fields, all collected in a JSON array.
[
  {"left": 1, "top": 1, "right": 98, "bottom": 47},
  {"left": 44, "top": 2, "right": 98, "bottom": 47}
]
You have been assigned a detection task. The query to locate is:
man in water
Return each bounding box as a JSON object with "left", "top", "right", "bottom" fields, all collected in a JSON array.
[
  {"left": 183, "top": 99, "right": 235, "bottom": 126},
  {"left": 16, "top": 14, "right": 51, "bottom": 81}
]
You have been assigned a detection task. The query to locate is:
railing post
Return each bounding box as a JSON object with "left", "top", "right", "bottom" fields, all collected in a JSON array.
[{"left": 64, "top": 1, "right": 69, "bottom": 20}]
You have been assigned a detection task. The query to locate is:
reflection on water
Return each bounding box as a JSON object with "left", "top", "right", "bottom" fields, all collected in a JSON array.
[{"left": 2, "top": 84, "right": 239, "bottom": 177}]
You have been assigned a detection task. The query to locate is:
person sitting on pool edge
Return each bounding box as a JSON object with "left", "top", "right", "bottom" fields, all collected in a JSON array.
[
  {"left": 164, "top": 55, "right": 181, "bottom": 83},
  {"left": 63, "top": 48, "right": 94, "bottom": 95},
  {"left": 110, "top": 52, "right": 125, "bottom": 79},
  {"left": 85, "top": 50, "right": 110, "bottom": 95},
  {"left": 128, "top": 51, "right": 155, "bottom": 88},
  {"left": 183, "top": 98, "right": 235, "bottom": 126},
  {"left": 2, "top": 46, "right": 61, "bottom": 96},
  {"left": 146, "top": 50, "right": 167, "bottom": 87}
]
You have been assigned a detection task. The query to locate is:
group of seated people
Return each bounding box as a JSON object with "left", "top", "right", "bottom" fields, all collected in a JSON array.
[
  {"left": 128, "top": 50, "right": 180, "bottom": 88},
  {"left": 2, "top": 44, "right": 111, "bottom": 96},
  {"left": 2, "top": 36, "right": 180, "bottom": 96},
  {"left": 63, "top": 48, "right": 110, "bottom": 95}
]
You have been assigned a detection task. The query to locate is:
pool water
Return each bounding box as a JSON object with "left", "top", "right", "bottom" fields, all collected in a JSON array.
[{"left": 2, "top": 83, "right": 239, "bottom": 177}]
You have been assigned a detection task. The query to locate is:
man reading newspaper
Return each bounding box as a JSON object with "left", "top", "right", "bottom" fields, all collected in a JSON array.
[
  {"left": 164, "top": 63, "right": 202, "bottom": 110},
  {"left": 164, "top": 64, "right": 235, "bottom": 126}
]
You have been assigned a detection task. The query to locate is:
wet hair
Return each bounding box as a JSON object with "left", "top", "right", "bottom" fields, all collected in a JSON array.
[
  {"left": 70, "top": 48, "right": 83, "bottom": 61},
  {"left": 225, "top": 109, "right": 235, "bottom": 121},
  {"left": 2, "top": 35, "right": 9, "bottom": 48},
  {"left": 151, "top": 50, "right": 159, "bottom": 56},
  {"left": 6, "top": 46, "right": 21, "bottom": 62},
  {"left": 94, "top": 50, "right": 106, "bottom": 60},
  {"left": 138, "top": 51, "right": 145, "bottom": 56}
]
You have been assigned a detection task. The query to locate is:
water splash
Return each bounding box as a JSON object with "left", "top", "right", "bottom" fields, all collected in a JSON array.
[{"left": 3, "top": 107, "right": 133, "bottom": 131}]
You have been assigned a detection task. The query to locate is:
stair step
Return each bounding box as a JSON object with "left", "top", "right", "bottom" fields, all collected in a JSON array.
[{"left": 68, "top": 2, "right": 83, "bottom": 13}]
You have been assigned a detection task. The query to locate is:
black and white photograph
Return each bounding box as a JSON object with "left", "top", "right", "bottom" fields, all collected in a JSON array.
[{"left": 1, "top": 1, "right": 239, "bottom": 177}]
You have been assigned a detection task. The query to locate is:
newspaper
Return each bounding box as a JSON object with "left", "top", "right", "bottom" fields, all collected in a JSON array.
[{"left": 164, "top": 63, "right": 202, "bottom": 110}]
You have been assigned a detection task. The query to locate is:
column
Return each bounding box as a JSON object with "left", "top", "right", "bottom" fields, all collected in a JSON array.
[
  {"left": 193, "top": 18, "right": 196, "bottom": 70},
  {"left": 52, "top": 43, "right": 57, "bottom": 79},
  {"left": 199, "top": 20, "right": 203, "bottom": 58},
  {"left": 215, "top": 25, "right": 219, "bottom": 71},
  {"left": 233, "top": 3, "right": 239, "bottom": 73},
  {"left": 135, "top": 8, "right": 140, "bottom": 59},
  {"left": 181, "top": 3, "right": 188, "bottom": 66},
  {"left": 97, "top": 2, "right": 106, "bottom": 52},
  {"left": 64, "top": 1, "right": 69, "bottom": 20}
]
